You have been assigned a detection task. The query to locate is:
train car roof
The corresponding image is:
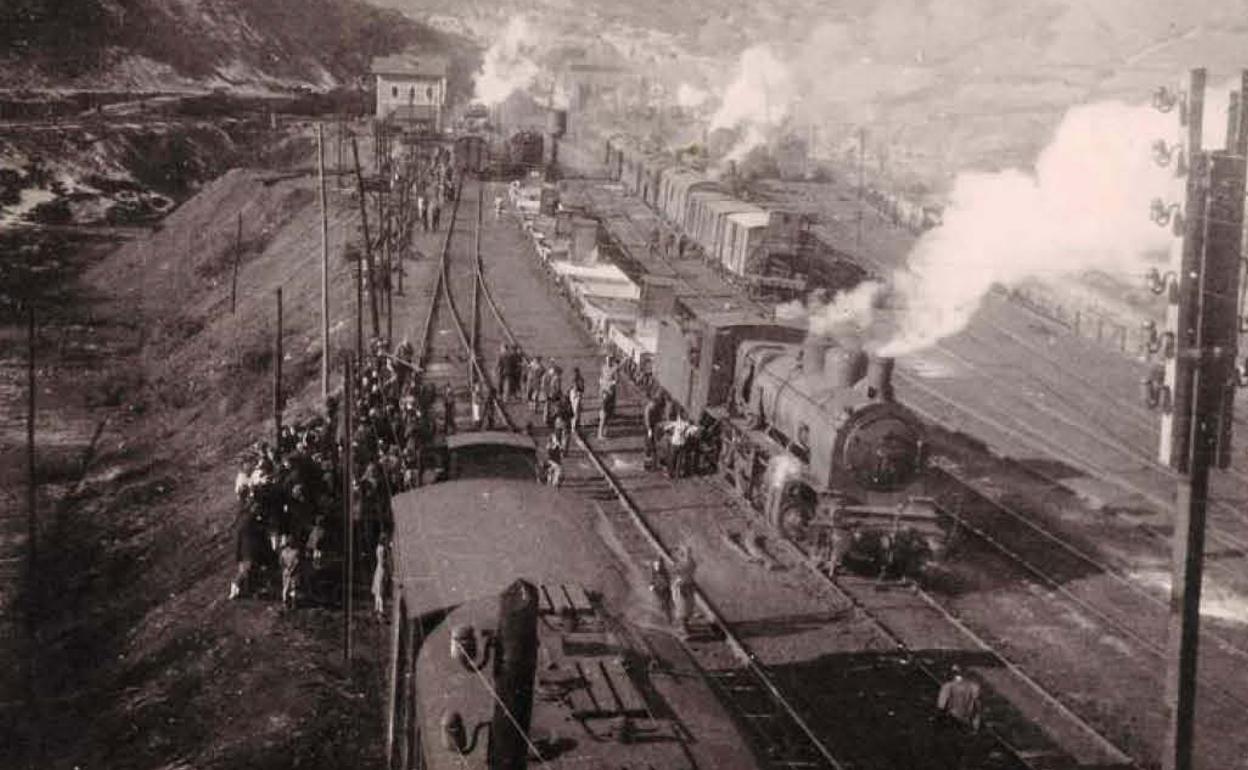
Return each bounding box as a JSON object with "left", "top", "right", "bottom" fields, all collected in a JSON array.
[
  {"left": 703, "top": 198, "right": 763, "bottom": 216},
  {"left": 443, "top": 431, "right": 536, "bottom": 452},
  {"left": 687, "top": 189, "right": 733, "bottom": 206},
  {"left": 728, "top": 210, "right": 772, "bottom": 228},
  {"left": 389, "top": 480, "right": 627, "bottom": 619}
]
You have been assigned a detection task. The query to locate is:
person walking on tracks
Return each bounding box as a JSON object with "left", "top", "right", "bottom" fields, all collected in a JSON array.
[
  {"left": 597, "top": 379, "right": 617, "bottom": 440},
  {"left": 525, "top": 356, "right": 543, "bottom": 414},
  {"left": 648, "top": 559, "right": 672, "bottom": 624},
  {"left": 279, "top": 534, "right": 302, "bottom": 610},
  {"left": 642, "top": 392, "right": 666, "bottom": 469},
  {"left": 230, "top": 511, "right": 265, "bottom": 600},
  {"left": 542, "top": 362, "right": 563, "bottom": 427},
  {"left": 670, "top": 546, "right": 697, "bottom": 639},
  {"left": 372, "top": 536, "right": 390, "bottom": 619},
  {"left": 663, "top": 412, "right": 696, "bottom": 479},
  {"left": 543, "top": 433, "right": 564, "bottom": 488},
  {"left": 441, "top": 383, "right": 457, "bottom": 435},
  {"left": 568, "top": 374, "right": 584, "bottom": 437},
  {"left": 935, "top": 665, "right": 982, "bottom": 769}
]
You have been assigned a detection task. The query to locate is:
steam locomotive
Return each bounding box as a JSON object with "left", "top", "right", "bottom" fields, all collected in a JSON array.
[
  {"left": 384, "top": 435, "right": 760, "bottom": 768},
  {"left": 453, "top": 130, "right": 546, "bottom": 179},
  {"left": 651, "top": 301, "right": 946, "bottom": 576}
]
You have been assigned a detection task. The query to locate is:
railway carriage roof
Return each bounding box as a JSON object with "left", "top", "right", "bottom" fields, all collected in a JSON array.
[{"left": 390, "top": 480, "right": 625, "bottom": 618}]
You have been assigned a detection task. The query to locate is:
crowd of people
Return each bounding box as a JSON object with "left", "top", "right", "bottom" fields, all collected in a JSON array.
[
  {"left": 227, "top": 318, "right": 713, "bottom": 615},
  {"left": 226, "top": 334, "right": 664, "bottom": 609}
]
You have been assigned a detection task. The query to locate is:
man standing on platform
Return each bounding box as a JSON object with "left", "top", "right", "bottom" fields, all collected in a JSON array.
[{"left": 935, "top": 665, "right": 981, "bottom": 770}]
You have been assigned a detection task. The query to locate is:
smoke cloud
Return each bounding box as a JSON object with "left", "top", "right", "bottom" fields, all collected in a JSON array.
[
  {"left": 874, "top": 97, "right": 1199, "bottom": 355},
  {"left": 709, "top": 45, "right": 798, "bottom": 161},
  {"left": 473, "top": 17, "right": 543, "bottom": 106},
  {"left": 799, "top": 84, "right": 1239, "bottom": 356},
  {"left": 676, "top": 83, "right": 711, "bottom": 110},
  {"left": 766, "top": 453, "right": 805, "bottom": 489}
]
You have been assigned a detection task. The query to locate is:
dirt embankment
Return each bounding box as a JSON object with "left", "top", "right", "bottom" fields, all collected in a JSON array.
[{"left": 16, "top": 132, "right": 391, "bottom": 768}]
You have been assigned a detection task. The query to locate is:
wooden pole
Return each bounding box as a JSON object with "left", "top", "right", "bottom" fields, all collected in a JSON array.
[
  {"left": 318, "top": 123, "right": 331, "bottom": 400},
  {"left": 274, "top": 287, "right": 283, "bottom": 454},
  {"left": 230, "top": 212, "right": 241, "bottom": 314},
  {"left": 25, "top": 299, "right": 38, "bottom": 740},
  {"left": 1160, "top": 67, "right": 1242, "bottom": 770},
  {"left": 1238, "top": 71, "right": 1248, "bottom": 156},
  {"left": 351, "top": 137, "right": 381, "bottom": 340},
  {"left": 343, "top": 356, "right": 355, "bottom": 661}
]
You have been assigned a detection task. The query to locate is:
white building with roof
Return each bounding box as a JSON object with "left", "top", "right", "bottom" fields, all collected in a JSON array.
[{"left": 370, "top": 52, "right": 448, "bottom": 130}]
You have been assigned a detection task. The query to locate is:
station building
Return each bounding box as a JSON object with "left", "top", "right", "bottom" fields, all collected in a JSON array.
[{"left": 370, "top": 52, "right": 448, "bottom": 131}]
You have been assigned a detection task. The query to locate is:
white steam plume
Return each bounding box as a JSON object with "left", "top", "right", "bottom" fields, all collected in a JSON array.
[
  {"left": 766, "top": 453, "right": 804, "bottom": 489},
  {"left": 864, "top": 94, "right": 1223, "bottom": 356},
  {"left": 710, "top": 45, "right": 797, "bottom": 161},
  {"left": 808, "top": 281, "right": 883, "bottom": 338},
  {"left": 473, "top": 17, "right": 543, "bottom": 106},
  {"left": 804, "top": 86, "right": 1235, "bottom": 355},
  {"left": 676, "top": 83, "right": 710, "bottom": 110}
]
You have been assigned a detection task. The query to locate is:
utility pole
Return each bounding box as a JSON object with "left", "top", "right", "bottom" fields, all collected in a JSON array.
[
  {"left": 318, "top": 123, "right": 331, "bottom": 399},
  {"left": 1154, "top": 68, "right": 1247, "bottom": 770},
  {"left": 274, "top": 287, "right": 284, "bottom": 455},
  {"left": 351, "top": 137, "right": 381, "bottom": 340},
  {"left": 342, "top": 356, "right": 355, "bottom": 662},
  {"left": 25, "top": 298, "right": 38, "bottom": 740}
]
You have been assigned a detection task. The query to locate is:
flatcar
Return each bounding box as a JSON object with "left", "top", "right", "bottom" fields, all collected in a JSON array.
[
  {"left": 651, "top": 300, "right": 946, "bottom": 576},
  {"left": 384, "top": 433, "right": 758, "bottom": 768}
]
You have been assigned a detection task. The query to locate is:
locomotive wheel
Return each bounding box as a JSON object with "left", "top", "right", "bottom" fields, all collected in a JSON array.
[{"left": 775, "top": 500, "right": 813, "bottom": 541}]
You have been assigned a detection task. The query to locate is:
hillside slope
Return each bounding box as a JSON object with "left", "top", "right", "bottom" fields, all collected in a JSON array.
[{"left": 0, "top": 0, "right": 465, "bottom": 91}]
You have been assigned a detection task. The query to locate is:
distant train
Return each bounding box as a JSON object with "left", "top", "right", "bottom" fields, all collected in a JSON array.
[
  {"left": 453, "top": 130, "right": 546, "bottom": 179},
  {"left": 648, "top": 300, "right": 946, "bottom": 576},
  {"left": 604, "top": 135, "right": 810, "bottom": 295}
]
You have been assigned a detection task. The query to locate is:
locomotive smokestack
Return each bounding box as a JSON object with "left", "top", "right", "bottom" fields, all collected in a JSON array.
[{"left": 866, "top": 356, "right": 895, "bottom": 401}]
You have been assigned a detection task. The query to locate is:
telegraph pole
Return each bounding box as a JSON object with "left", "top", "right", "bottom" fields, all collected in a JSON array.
[
  {"left": 351, "top": 137, "right": 382, "bottom": 341},
  {"left": 342, "top": 356, "right": 355, "bottom": 662},
  {"left": 273, "top": 287, "right": 284, "bottom": 455},
  {"left": 1153, "top": 68, "right": 1247, "bottom": 770},
  {"left": 318, "top": 123, "right": 331, "bottom": 399}
]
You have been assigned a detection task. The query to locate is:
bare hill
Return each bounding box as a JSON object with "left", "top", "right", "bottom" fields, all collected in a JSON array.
[{"left": 0, "top": 0, "right": 466, "bottom": 91}]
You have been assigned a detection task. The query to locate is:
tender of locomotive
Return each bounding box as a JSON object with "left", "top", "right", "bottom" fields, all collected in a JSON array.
[{"left": 652, "top": 301, "right": 947, "bottom": 576}]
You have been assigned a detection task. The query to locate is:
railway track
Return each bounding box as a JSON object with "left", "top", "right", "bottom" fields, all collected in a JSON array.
[
  {"left": 551, "top": 180, "right": 1211, "bottom": 767},
  {"left": 413, "top": 177, "right": 849, "bottom": 768},
  {"left": 484, "top": 182, "right": 1116, "bottom": 769}
]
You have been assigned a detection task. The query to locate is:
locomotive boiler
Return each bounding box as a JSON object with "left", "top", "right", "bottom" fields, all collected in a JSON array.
[{"left": 653, "top": 303, "right": 946, "bottom": 575}]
